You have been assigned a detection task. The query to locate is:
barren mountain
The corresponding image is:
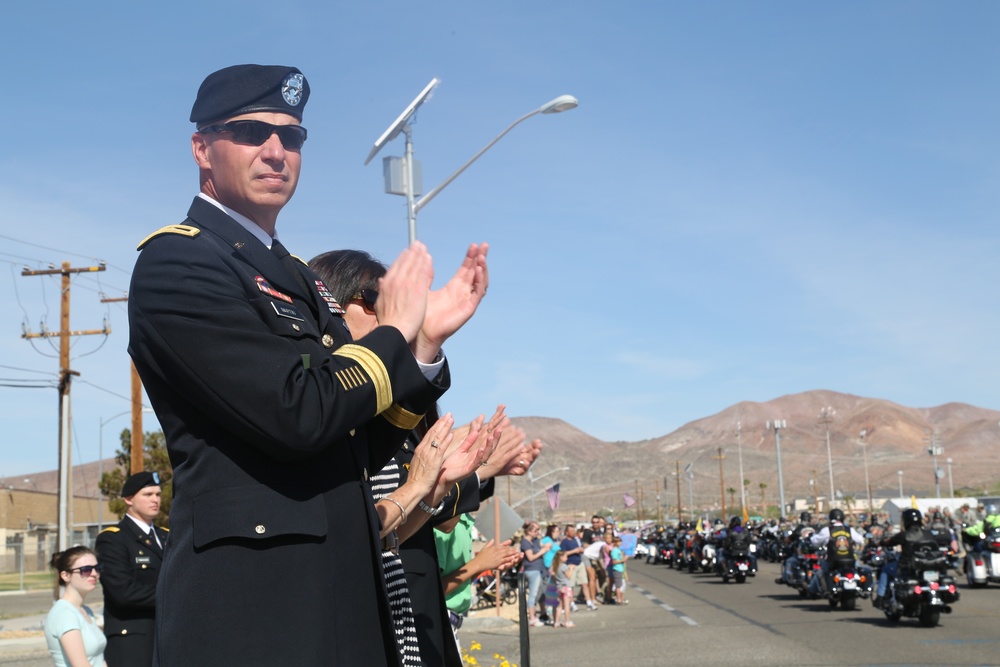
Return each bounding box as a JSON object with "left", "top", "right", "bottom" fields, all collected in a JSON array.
[{"left": 502, "top": 390, "right": 1000, "bottom": 520}]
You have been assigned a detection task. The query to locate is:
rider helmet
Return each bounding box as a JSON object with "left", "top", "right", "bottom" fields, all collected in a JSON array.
[
  {"left": 730, "top": 516, "right": 741, "bottom": 528},
  {"left": 988, "top": 504, "right": 998, "bottom": 516},
  {"left": 901, "top": 508, "right": 923, "bottom": 530},
  {"left": 828, "top": 508, "right": 845, "bottom": 523},
  {"left": 800, "top": 511, "right": 812, "bottom": 524}
]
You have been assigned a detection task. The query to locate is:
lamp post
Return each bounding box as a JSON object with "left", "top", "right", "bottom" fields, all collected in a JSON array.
[
  {"left": 99, "top": 409, "right": 152, "bottom": 530},
  {"left": 736, "top": 422, "right": 746, "bottom": 514},
  {"left": 818, "top": 407, "right": 836, "bottom": 509},
  {"left": 527, "top": 466, "right": 570, "bottom": 522},
  {"left": 767, "top": 420, "right": 787, "bottom": 518},
  {"left": 898, "top": 470, "right": 904, "bottom": 498},
  {"left": 370, "top": 84, "right": 579, "bottom": 244},
  {"left": 860, "top": 429, "right": 873, "bottom": 516},
  {"left": 687, "top": 469, "right": 695, "bottom": 522},
  {"left": 927, "top": 432, "right": 943, "bottom": 499},
  {"left": 946, "top": 457, "right": 954, "bottom": 498}
]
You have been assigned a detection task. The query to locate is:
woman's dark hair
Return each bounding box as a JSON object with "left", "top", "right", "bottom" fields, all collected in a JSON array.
[
  {"left": 308, "top": 249, "right": 441, "bottom": 440},
  {"left": 50, "top": 546, "right": 95, "bottom": 573},
  {"left": 545, "top": 524, "right": 560, "bottom": 538},
  {"left": 308, "top": 250, "right": 386, "bottom": 306}
]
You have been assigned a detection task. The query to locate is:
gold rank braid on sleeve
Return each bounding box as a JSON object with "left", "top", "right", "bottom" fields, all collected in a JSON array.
[
  {"left": 381, "top": 403, "right": 424, "bottom": 431},
  {"left": 332, "top": 344, "right": 392, "bottom": 413}
]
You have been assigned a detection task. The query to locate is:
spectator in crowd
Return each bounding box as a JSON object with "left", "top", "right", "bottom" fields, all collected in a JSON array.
[
  {"left": 436, "top": 513, "right": 521, "bottom": 648},
  {"left": 521, "top": 521, "right": 552, "bottom": 627},
  {"left": 609, "top": 536, "right": 628, "bottom": 605},
  {"left": 541, "top": 524, "right": 562, "bottom": 570},
  {"left": 549, "top": 550, "right": 575, "bottom": 628},
  {"left": 559, "top": 524, "right": 590, "bottom": 611},
  {"left": 581, "top": 526, "right": 607, "bottom": 607},
  {"left": 600, "top": 526, "right": 617, "bottom": 604},
  {"left": 45, "top": 547, "right": 106, "bottom": 667}
]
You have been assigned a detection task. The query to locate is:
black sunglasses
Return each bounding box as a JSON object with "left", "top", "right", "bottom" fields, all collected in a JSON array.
[
  {"left": 351, "top": 289, "right": 379, "bottom": 311},
  {"left": 70, "top": 563, "right": 103, "bottom": 577},
  {"left": 200, "top": 120, "right": 308, "bottom": 150}
]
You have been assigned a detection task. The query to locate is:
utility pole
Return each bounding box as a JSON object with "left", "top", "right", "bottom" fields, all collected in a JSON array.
[
  {"left": 100, "top": 295, "right": 146, "bottom": 474},
  {"left": 675, "top": 461, "right": 683, "bottom": 522},
  {"left": 22, "top": 261, "right": 107, "bottom": 552},
  {"left": 636, "top": 479, "right": 643, "bottom": 525},
  {"left": 715, "top": 447, "right": 726, "bottom": 520}
]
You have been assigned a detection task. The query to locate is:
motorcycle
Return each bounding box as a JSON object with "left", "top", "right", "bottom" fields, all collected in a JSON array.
[
  {"left": 816, "top": 559, "right": 871, "bottom": 611},
  {"left": 720, "top": 547, "right": 752, "bottom": 584},
  {"left": 963, "top": 525, "right": 1000, "bottom": 588},
  {"left": 701, "top": 540, "right": 717, "bottom": 574},
  {"left": 882, "top": 544, "right": 959, "bottom": 627}
]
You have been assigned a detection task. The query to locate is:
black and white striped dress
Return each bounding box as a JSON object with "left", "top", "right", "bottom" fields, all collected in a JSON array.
[{"left": 372, "top": 458, "right": 421, "bottom": 666}]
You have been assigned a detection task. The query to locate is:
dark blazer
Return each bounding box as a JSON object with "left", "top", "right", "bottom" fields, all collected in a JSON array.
[
  {"left": 395, "top": 439, "right": 494, "bottom": 667},
  {"left": 95, "top": 516, "right": 168, "bottom": 667},
  {"left": 128, "top": 197, "right": 447, "bottom": 667}
]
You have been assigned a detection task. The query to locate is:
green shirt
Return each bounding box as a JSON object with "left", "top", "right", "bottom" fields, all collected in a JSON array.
[{"left": 435, "top": 513, "right": 476, "bottom": 615}]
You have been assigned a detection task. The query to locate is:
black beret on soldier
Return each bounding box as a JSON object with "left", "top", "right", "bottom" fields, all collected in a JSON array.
[
  {"left": 190, "top": 64, "right": 309, "bottom": 127},
  {"left": 122, "top": 471, "right": 161, "bottom": 498}
]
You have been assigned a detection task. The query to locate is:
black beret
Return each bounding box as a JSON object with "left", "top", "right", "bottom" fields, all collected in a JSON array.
[
  {"left": 122, "top": 471, "right": 161, "bottom": 498},
  {"left": 190, "top": 64, "right": 309, "bottom": 126}
]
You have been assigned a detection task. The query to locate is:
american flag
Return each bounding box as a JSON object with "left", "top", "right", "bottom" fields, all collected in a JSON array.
[
  {"left": 623, "top": 493, "right": 636, "bottom": 509},
  {"left": 546, "top": 483, "right": 561, "bottom": 510}
]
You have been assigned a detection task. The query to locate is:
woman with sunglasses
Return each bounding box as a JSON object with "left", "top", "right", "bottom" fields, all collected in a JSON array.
[{"left": 44, "top": 547, "right": 107, "bottom": 667}]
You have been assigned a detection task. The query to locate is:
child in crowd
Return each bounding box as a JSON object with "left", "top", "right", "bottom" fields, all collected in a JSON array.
[
  {"left": 610, "top": 536, "right": 628, "bottom": 605},
  {"left": 550, "top": 550, "right": 575, "bottom": 628}
]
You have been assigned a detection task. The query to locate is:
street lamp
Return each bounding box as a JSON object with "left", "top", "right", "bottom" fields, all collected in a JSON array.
[
  {"left": 735, "top": 422, "right": 746, "bottom": 514},
  {"left": 526, "top": 465, "right": 570, "bottom": 522},
  {"left": 927, "top": 432, "right": 943, "bottom": 499},
  {"left": 818, "top": 407, "right": 836, "bottom": 509},
  {"left": 767, "top": 420, "right": 787, "bottom": 518},
  {"left": 898, "top": 470, "right": 904, "bottom": 498},
  {"left": 860, "top": 429, "right": 873, "bottom": 516},
  {"left": 946, "top": 458, "right": 954, "bottom": 498},
  {"left": 367, "top": 81, "right": 579, "bottom": 243},
  {"left": 99, "top": 409, "right": 152, "bottom": 530}
]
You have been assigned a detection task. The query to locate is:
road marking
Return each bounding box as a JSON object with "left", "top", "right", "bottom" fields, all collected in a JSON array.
[{"left": 632, "top": 584, "right": 698, "bottom": 625}]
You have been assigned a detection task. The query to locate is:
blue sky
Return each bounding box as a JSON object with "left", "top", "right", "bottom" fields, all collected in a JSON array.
[{"left": 1, "top": 2, "right": 997, "bottom": 477}]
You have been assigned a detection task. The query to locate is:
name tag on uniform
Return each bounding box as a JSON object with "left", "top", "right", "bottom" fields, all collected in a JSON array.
[
  {"left": 135, "top": 556, "right": 151, "bottom": 565},
  {"left": 271, "top": 302, "right": 305, "bottom": 321}
]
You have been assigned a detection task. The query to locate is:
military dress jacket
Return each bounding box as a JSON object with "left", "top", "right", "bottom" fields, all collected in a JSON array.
[
  {"left": 128, "top": 197, "right": 448, "bottom": 667},
  {"left": 95, "top": 517, "right": 168, "bottom": 650},
  {"left": 394, "top": 439, "right": 494, "bottom": 667}
]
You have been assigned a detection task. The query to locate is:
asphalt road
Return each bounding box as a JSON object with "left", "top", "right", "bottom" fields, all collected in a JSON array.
[
  {"left": 4, "top": 560, "right": 999, "bottom": 666},
  {"left": 470, "top": 558, "right": 1000, "bottom": 666}
]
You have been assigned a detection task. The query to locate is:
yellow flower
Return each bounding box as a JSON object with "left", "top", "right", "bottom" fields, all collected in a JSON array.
[{"left": 470, "top": 641, "right": 482, "bottom": 651}]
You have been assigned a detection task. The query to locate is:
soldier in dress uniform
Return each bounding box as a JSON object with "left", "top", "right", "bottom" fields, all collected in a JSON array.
[
  {"left": 95, "top": 471, "right": 167, "bottom": 667},
  {"left": 128, "top": 64, "right": 489, "bottom": 666}
]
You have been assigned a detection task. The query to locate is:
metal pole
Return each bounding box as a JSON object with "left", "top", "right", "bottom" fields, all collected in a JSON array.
[
  {"left": 529, "top": 468, "right": 536, "bottom": 522},
  {"left": 819, "top": 407, "right": 836, "bottom": 509},
  {"left": 687, "top": 472, "right": 694, "bottom": 521},
  {"left": 860, "top": 430, "right": 873, "bottom": 516},
  {"left": 403, "top": 125, "right": 418, "bottom": 244},
  {"left": 898, "top": 470, "right": 904, "bottom": 498},
  {"left": 736, "top": 422, "right": 746, "bottom": 513},
  {"left": 947, "top": 458, "right": 954, "bottom": 498},
  {"left": 769, "top": 420, "right": 787, "bottom": 519}
]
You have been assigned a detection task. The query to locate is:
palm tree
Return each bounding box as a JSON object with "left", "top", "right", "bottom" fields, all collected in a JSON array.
[
  {"left": 727, "top": 487, "right": 737, "bottom": 510},
  {"left": 758, "top": 482, "right": 768, "bottom": 516},
  {"left": 843, "top": 495, "right": 856, "bottom": 520}
]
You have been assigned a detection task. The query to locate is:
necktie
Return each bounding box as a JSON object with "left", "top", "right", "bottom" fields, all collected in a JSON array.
[
  {"left": 148, "top": 526, "right": 160, "bottom": 549},
  {"left": 270, "top": 239, "right": 313, "bottom": 297}
]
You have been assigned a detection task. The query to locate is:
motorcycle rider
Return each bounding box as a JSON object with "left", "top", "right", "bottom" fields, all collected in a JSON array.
[
  {"left": 962, "top": 504, "right": 1000, "bottom": 553},
  {"left": 778, "top": 511, "right": 815, "bottom": 585},
  {"left": 874, "top": 508, "right": 936, "bottom": 608},
  {"left": 807, "top": 509, "right": 865, "bottom": 597},
  {"left": 720, "top": 516, "right": 752, "bottom": 573}
]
